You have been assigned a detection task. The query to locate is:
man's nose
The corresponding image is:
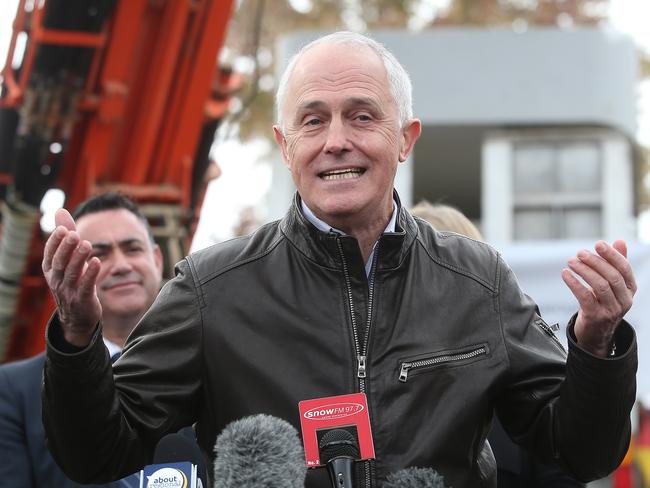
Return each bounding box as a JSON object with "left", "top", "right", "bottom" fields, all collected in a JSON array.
[
  {"left": 109, "top": 250, "right": 133, "bottom": 274},
  {"left": 323, "top": 118, "right": 351, "bottom": 154}
]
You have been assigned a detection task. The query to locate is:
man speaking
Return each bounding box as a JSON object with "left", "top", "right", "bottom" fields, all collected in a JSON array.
[{"left": 42, "top": 32, "right": 637, "bottom": 488}]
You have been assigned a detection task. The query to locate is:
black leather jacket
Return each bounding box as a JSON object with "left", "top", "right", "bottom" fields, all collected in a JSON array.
[{"left": 43, "top": 194, "right": 637, "bottom": 488}]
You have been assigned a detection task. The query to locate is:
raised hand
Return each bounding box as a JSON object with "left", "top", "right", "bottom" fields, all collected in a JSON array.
[
  {"left": 42, "top": 208, "right": 102, "bottom": 347},
  {"left": 562, "top": 240, "right": 636, "bottom": 357}
]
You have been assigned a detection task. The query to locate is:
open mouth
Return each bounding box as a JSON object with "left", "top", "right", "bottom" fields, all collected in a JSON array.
[{"left": 319, "top": 168, "right": 366, "bottom": 181}]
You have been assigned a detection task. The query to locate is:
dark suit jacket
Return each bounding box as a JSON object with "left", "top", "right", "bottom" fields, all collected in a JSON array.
[
  {"left": 489, "top": 417, "right": 586, "bottom": 488},
  {"left": 0, "top": 352, "right": 139, "bottom": 487}
]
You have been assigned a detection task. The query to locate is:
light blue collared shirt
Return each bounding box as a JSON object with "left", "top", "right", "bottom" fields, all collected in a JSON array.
[
  {"left": 103, "top": 337, "right": 121, "bottom": 358},
  {"left": 301, "top": 199, "right": 398, "bottom": 277}
]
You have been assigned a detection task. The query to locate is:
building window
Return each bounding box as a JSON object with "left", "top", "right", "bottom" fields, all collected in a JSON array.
[
  {"left": 512, "top": 141, "right": 602, "bottom": 240},
  {"left": 482, "top": 129, "right": 633, "bottom": 243},
  {"left": 513, "top": 141, "right": 602, "bottom": 240}
]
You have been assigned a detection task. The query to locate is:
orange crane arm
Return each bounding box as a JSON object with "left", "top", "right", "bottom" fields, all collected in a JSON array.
[{"left": 0, "top": 0, "right": 239, "bottom": 362}]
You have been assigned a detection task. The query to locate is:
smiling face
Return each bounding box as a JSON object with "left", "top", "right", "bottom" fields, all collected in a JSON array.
[
  {"left": 76, "top": 208, "right": 163, "bottom": 324},
  {"left": 274, "top": 42, "right": 420, "bottom": 232}
]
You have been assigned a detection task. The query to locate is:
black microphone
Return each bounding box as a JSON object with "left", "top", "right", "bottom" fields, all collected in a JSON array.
[
  {"left": 382, "top": 467, "right": 448, "bottom": 488},
  {"left": 319, "top": 428, "right": 360, "bottom": 488},
  {"left": 139, "top": 432, "right": 208, "bottom": 488},
  {"left": 213, "top": 414, "right": 306, "bottom": 488}
]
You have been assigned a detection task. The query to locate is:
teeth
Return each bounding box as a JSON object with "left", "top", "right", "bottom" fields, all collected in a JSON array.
[{"left": 321, "top": 169, "right": 363, "bottom": 181}]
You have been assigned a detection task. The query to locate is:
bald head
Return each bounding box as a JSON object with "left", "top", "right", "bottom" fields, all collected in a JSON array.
[{"left": 275, "top": 31, "right": 413, "bottom": 132}]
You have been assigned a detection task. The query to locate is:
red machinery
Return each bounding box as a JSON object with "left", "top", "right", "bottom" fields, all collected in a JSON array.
[{"left": 0, "top": 0, "right": 239, "bottom": 362}]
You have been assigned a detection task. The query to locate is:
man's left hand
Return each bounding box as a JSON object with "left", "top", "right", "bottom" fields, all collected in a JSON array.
[{"left": 562, "top": 240, "right": 636, "bottom": 357}]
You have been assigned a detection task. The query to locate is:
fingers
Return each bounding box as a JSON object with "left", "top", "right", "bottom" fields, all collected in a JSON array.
[
  {"left": 564, "top": 240, "right": 636, "bottom": 318},
  {"left": 62, "top": 240, "right": 91, "bottom": 288},
  {"left": 613, "top": 239, "right": 628, "bottom": 259},
  {"left": 44, "top": 229, "right": 99, "bottom": 298},
  {"left": 42, "top": 226, "right": 68, "bottom": 274},
  {"left": 78, "top": 257, "right": 101, "bottom": 300},
  {"left": 566, "top": 240, "right": 637, "bottom": 356},
  {"left": 43, "top": 209, "right": 77, "bottom": 274},
  {"left": 593, "top": 240, "right": 636, "bottom": 295},
  {"left": 49, "top": 232, "right": 81, "bottom": 284},
  {"left": 562, "top": 268, "right": 597, "bottom": 309},
  {"left": 566, "top": 254, "right": 620, "bottom": 314},
  {"left": 54, "top": 208, "right": 76, "bottom": 231}
]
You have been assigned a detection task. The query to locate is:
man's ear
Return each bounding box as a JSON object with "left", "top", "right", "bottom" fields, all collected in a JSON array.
[
  {"left": 273, "top": 126, "right": 290, "bottom": 168},
  {"left": 398, "top": 118, "right": 422, "bottom": 163},
  {"left": 153, "top": 245, "right": 164, "bottom": 279}
]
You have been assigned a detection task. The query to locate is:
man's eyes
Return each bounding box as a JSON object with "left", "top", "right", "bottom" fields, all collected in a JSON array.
[
  {"left": 90, "top": 250, "right": 107, "bottom": 260},
  {"left": 300, "top": 112, "right": 374, "bottom": 128},
  {"left": 354, "top": 113, "right": 372, "bottom": 122},
  {"left": 89, "top": 247, "right": 143, "bottom": 258}
]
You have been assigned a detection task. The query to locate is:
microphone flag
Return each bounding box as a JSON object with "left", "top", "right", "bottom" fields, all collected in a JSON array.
[
  {"left": 298, "top": 392, "right": 375, "bottom": 467},
  {"left": 139, "top": 462, "right": 198, "bottom": 488}
]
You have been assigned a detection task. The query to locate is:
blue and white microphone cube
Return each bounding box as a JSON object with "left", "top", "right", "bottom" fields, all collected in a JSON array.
[{"left": 139, "top": 461, "right": 200, "bottom": 488}]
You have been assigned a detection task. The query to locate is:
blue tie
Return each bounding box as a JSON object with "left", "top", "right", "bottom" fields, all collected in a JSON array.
[{"left": 110, "top": 351, "right": 122, "bottom": 363}]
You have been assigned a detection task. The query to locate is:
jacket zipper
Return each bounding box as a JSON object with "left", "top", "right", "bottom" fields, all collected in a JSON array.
[
  {"left": 399, "top": 346, "right": 488, "bottom": 382},
  {"left": 535, "top": 318, "right": 565, "bottom": 353},
  {"left": 335, "top": 237, "right": 362, "bottom": 376},
  {"left": 360, "top": 248, "right": 378, "bottom": 381},
  {"left": 336, "top": 237, "right": 379, "bottom": 488}
]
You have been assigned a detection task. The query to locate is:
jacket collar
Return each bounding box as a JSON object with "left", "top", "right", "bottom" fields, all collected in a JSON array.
[{"left": 279, "top": 191, "right": 418, "bottom": 273}]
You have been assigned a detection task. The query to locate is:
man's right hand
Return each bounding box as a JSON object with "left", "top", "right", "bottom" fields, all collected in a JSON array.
[{"left": 42, "top": 208, "right": 102, "bottom": 347}]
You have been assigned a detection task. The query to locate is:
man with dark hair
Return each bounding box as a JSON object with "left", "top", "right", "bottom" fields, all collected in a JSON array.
[
  {"left": 41, "top": 33, "right": 637, "bottom": 488},
  {"left": 0, "top": 191, "right": 163, "bottom": 487},
  {"left": 71, "top": 191, "right": 155, "bottom": 242}
]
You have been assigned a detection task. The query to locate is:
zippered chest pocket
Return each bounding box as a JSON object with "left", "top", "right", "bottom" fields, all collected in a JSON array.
[{"left": 398, "top": 343, "right": 489, "bottom": 382}]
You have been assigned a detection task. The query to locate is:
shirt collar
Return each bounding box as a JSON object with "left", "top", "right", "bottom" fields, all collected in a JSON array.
[
  {"left": 102, "top": 337, "right": 121, "bottom": 358},
  {"left": 301, "top": 199, "right": 397, "bottom": 277},
  {"left": 300, "top": 199, "right": 398, "bottom": 235}
]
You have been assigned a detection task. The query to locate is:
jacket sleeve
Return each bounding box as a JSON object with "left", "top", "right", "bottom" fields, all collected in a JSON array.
[
  {"left": 494, "top": 256, "right": 637, "bottom": 482},
  {"left": 531, "top": 459, "right": 586, "bottom": 488},
  {"left": 0, "top": 364, "right": 36, "bottom": 487},
  {"left": 42, "top": 259, "right": 204, "bottom": 483}
]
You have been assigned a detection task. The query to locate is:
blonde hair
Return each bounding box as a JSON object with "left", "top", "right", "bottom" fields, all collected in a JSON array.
[{"left": 411, "top": 201, "right": 483, "bottom": 241}]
